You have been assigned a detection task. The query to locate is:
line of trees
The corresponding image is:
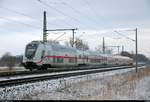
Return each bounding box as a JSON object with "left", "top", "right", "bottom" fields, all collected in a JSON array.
[
  {"left": 0, "top": 52, "right": 23, "bottom": 69},
  {"left": 121, "top": 51, "right": 150, "bottom": 64}
]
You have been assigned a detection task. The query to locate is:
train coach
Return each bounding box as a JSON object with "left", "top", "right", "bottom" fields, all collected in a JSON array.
[{"left": 22, "top": 41, "right": 133, "bottom": 71}]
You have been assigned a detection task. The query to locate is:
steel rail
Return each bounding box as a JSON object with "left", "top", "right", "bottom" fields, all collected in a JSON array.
[
  {"left": 0, "top": 64, "right": 145, "bottom": 87},
  {"left": 0, "top": 65, "right": 131, "bottom": 77}
]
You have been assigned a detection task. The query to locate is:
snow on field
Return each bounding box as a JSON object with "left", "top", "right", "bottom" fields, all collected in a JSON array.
[
  {"left": 29, "top": 67, "right": 150, "bottom": 100},
  {"left": 0, "top": 66, "right": 150, "bottom": 100}
]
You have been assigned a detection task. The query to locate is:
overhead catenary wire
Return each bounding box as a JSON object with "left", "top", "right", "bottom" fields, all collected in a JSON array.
[
  {"left": 37, "top": 0, "right": 92, "bottom": 29},
  {"left": 54, "top": 32, "right": 66, "bottom": 41},
  {"left": 37, "top": 0, "right": 77, "bottom": 26},
  {"left": 94, "top": 31, "right": 133, "bottom": 54},
  {"left": 0, "top": 1, "right": 148, "bottom": 58},
  {"left": 0, "top": 16, "right": 41, "bottom": 29},
  {"left": 0, "top": 18, "right": 39, "bottom": 33},
  {"left": 61, "top": 1, "right": 82, "bottom": 16},
  {"left": 114, "top": 31, "right": 135, "bottom": 42},
  {"left": 0, "top": 6, "right": 61, "bottom": 27},
  {"left": 84, "top": 0, "right": 102, "bottom": 23},
  {"left": 0, "top": 6, "right": 41, "bottom": 23},
  {"left": 60, "top": 1, "right": 99, "bottom": 28},
  {"left": 138, "top": 48, "right": 150, "bottom": 54}
]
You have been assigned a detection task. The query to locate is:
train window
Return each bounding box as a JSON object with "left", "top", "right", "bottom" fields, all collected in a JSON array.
[
  {"left": 96, "top": 59, "right": 99, "bottom": 63},
  {"left": 69, "top": 58, "right": 75, "bottom": 63},
  {"left": 90, "top": 59, "right": 95, "bottom": 63},
  {"left": 41, "top": 50, "right": 45, "bottom": 59},
  {"left": 53, "top": 57, "right": 56, "bottom": 63},
  {"left": 57, "top": 58, "right": 63, "bottom": 63},
  {"left": 79, "top": 55, "right": 81, "bottom": 59},
  {"left": 87, "top": 56, "right": 88, "bottom": 62},
  {"left": 25, "top": 43, "right": 38, "bottom": 59},
  {"left": 99, "top": 59, "right": 101, "bottom": 63},
  {"left": 48, "top": 51, "right": 51, "bottom": 55},
  {"left": 75, "top": 56, "right": 77, "bottom": 63}
]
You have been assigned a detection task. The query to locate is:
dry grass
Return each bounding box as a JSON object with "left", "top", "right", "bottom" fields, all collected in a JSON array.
[
  {"left": 21, "top": 67, "right": 150, "bottom": 100},
  {"left": 58, "top": 67, "right": 150, "bottom": 100},
  {"left": 0, "top": 67, "right": 25, "bottom": 73},
  {"left": 90, "top": 67, "right": 150, "bottom": 100},
  {"left": 0, "top": 67, "right": 15, "bottom": 71}
]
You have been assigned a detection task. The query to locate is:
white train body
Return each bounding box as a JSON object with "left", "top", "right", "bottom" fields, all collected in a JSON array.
[{"left": 22, "top": 41, "right": 133, "bottom": 70}]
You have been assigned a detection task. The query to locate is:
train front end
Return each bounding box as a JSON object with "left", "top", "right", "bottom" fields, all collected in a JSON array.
[{"left": 22, "top": 41, "right": 41, "bottom": 70}]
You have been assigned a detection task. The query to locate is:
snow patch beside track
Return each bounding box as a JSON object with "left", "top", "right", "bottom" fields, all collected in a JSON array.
[{"left": 0, "top": 66, "right": 147, "bottom": 100}]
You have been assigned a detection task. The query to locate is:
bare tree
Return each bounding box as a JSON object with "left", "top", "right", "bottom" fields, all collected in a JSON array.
[
  {"left": 65, "top": 37, "right": 89, "bottom": 51},
  {"left": 7, "top": 56, "right": 15, "bottom": 70},
  {"left": 95, "top": 45, "right": 113, "bottom": 54},
  {"left": 95, "top": 45, "right": 103, "bottom": 53},
  {"left": 0, "top": 52, "right": 15, "bottom": 70}
]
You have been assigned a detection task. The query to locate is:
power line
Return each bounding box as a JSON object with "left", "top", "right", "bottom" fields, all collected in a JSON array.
[
  {"left": 139, "top": 49, "right": 150, "bottom": 54},
  {"left": 54, "top": 32, "right": 66, "bottom": 41},
  {"left": 114, "top": 31, "right": 135, "bottom": 42},
  {"left": 0, "top": 6, "right": 60, "bottom": 27},
  {"left": 0, "top": 6, "right": 41, "bottom": 23},
  {"left": 84, "top": 0, "right": 101, "bottom": 22},
  {"left": 45, "top": 28, "right": 77, "bottom": 47},
  {"left": 0, "top": 22, "right": 41, "bottom": 34},
  {"left": 61, "top": 1, "right": 99, "bottom": 27},
  {"left": 61, "top": 1, "right": 81, "bottom": 15},
  {"left": 0, "top": 18, "right": 38, "bottom": 32},
  {"left": 37, "top": 0, "right": 91, "bottom": 29},
  {"left": 0, "top": 16, "right": 40, "bottom": 29},
  {"left": 37, "top": 0, "right": 80, "bottom": 26},
  {"left": 115, "top": 28, "right": 138, "bottom": 72}
]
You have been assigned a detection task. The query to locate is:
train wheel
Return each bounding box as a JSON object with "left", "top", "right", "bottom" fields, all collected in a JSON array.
[{"left": 40, "top": 66, "right": 47, "bottom": 70}]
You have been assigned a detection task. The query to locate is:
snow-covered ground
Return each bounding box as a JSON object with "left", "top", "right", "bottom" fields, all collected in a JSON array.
[{"left": 0, "top": 66, "right": 150, "bottom": 100}]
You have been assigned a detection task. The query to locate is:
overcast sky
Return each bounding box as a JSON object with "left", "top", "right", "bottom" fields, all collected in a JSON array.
[{"left": 0, "top": 0, "right": 150, "bottom": 57}]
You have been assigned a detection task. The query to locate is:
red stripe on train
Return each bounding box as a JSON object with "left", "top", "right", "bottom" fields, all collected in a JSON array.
[
  {"left": 36, "top": 55, "right": 105, "bottom": 64},
  {"left": 36, "top": 55, "right": 76, "bottom": 64}
]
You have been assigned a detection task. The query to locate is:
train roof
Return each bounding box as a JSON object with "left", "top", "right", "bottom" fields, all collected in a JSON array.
[
  {"left": 50, "top": 43, "right": 77, "bottom": 53},
  {"left": 30, "top": 40, "right": 77, "bottom": 53},
  {"left": 28, "top": 41, "right": 133, "bottom": 59},
  {"left": 113, "top": 55, "right": 132, "bottom": 59}
]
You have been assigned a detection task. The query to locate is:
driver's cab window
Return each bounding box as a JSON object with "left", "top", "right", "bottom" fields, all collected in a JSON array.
[{"left": 41, "top": 50, "right": 45, "bottom": 59}]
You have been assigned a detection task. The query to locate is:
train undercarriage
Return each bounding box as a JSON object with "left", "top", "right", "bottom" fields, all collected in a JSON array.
[{"left": 22, "top": 61, "right": 133, "bottom": 71}]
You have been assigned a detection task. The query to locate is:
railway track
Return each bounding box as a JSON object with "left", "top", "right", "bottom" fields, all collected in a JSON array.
[
  {"left": 0, "top": 65, "right": 131, "bottom": 77},
  {"left": 0, "top": 64, "right": 146, "bottom": 87}
]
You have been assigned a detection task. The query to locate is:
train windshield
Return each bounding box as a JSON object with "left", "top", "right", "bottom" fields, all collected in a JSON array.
[{"left": 25, "top": 43, "right": 38, "bottom": 59}]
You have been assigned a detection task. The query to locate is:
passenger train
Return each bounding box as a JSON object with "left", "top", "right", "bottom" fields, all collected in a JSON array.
[{"left": 22, "top": 41, "right": 134, "bottom": 71}]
